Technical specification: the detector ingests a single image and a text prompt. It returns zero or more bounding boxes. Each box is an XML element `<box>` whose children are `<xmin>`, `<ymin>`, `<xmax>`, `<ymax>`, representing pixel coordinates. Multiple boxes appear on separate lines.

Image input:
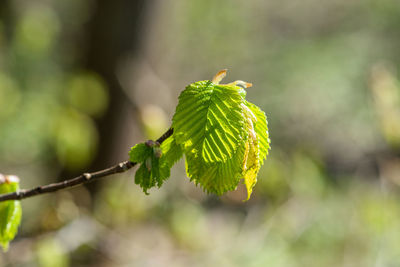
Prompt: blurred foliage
<box><xmin>1</xmin><ymin>0</ymin><xmax>400</xmax><ymax>266</ymax></box>
<box><xmin>66</xmin><ymin>72</ymin><xmax>108</xmax><ymax>118</ymax></box>
<box><xmin>36</xmin><ymin>237</ymin><xmax>69</xmax><ymax>267</ymax></box>
<box><xmin>370</xmin><ymin>64</ymin><xmax>400</xmax><ymax>148</ymax></box>
<box><xmin>0</xmin><ymin>1</ymin><xmax>107</xmax><ymax>171</ymax></box>
<box><xmin>140</xmin><ymin>104</ymin><xmax>169</xmax><ymax>140</ymax></box>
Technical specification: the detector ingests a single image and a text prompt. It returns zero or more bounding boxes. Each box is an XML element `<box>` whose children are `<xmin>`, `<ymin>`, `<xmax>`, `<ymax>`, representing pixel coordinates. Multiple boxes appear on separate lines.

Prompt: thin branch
<box><xmin>0</xmin><ymin>128</ymin><xmax>174</xmax><ymax>202</ymax></box>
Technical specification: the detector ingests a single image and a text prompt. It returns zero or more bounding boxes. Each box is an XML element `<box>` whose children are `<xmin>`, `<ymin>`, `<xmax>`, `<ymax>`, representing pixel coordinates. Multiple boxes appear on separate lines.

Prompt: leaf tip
<box><xmin>211</xmin><ymin>69</ymin><xmax>228</xmax><ymax>84</ymax></box>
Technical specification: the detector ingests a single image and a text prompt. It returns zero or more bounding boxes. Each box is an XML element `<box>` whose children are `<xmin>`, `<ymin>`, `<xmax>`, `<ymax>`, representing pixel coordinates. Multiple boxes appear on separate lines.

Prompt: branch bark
<box><xmin>0</xmin><ymin>128</ymin><xmax>173</xmax><ymax>202</ymax></box>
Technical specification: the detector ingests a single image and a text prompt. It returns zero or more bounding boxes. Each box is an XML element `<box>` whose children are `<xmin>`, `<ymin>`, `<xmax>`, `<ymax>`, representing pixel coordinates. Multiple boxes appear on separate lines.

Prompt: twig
<box><xmin>0</xmin><ymin>128</ymin><xmax>174</xmax><ymax>202</ymax></box>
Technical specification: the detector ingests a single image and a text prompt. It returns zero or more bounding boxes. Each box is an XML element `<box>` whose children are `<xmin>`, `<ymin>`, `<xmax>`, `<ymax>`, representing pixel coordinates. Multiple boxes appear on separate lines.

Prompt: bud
<box><xmin>145</xmin><ymin>140</ymin><xmax>155</xmax><ymax>147</ymax></box>
<box><xmin>211</xmin><ymin>69</ymin><xmax>227</xmax><ymax>84</ymax></box>
<box><xmin>0</xmin><ymin>174</ymin><xmax>19</xmax><ymax>184</ymax></box>
<box><xmin>145</xmin><ymin>157</ymin><xmax>152</xmax><ymax>171</ymax></box>
<box><xmin>154</xmin><ymin>147</ymin><xmax>162</xmax><ymax>158</ymax></box>
<box><xmin>5</xmin><ymin>175</ymin><xmax>20</xmax><ymax>184</ymax></box>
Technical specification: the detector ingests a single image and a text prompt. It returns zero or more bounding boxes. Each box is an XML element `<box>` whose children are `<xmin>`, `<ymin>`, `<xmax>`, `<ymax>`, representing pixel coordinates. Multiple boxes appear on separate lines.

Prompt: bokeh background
<box><xmin>1</xmin><ymin>0</ymin><xmax>400</xmax><ymax>266</ymax></box>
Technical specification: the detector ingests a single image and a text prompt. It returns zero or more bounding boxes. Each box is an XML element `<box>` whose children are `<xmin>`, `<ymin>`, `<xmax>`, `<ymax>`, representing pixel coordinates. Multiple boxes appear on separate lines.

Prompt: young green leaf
<box><xmin>0</xmin><ymin>175</ymin><xmax>22</xmax><ymax>251</ymax></box>
<box><xmin>244</xmin><ymin>101</ymin><xmax>270</xmax><ymax>165</ymax></box>
<box><xmin>241</xmin><ymin>116</ymin><xmax>261</xmax><ymax>199</ymax></box>
<box><xmin>135</xmin><ymin>163</ymin><xmax>152</xmax><ymax>194</ymax></box>
<box><xmin>172</xmin><ymin>81</ymin><xmax>246</xmax><ymax>163</ymax></box>
<box><xmin>134</xmin><ymin>138</ymin><xmax>184</xmax><ymax>194</ymax></box>
<box><xmin>171</xmin><ymin>70</ymin><xmax>271</xmax><ymax>200</ymax></box>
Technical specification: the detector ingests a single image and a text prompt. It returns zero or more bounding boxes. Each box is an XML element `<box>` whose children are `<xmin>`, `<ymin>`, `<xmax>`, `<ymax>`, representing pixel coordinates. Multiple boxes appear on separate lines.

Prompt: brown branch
<box><xmin>0</xmin><ymin>128</ymin><xmax>173</xmax><ymax>202</ymax></box>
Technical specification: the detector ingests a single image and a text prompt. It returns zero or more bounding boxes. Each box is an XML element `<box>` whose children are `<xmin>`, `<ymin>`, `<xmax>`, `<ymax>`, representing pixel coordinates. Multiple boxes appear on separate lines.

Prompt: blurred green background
<box><xmin>1</xmin><ymin>0</ymin><xmax>400</xmax><ymax>266</ymax></box>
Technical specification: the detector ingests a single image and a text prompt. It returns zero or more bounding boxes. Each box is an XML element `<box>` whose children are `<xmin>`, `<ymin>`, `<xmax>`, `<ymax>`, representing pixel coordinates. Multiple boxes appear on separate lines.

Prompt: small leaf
<box><xmin>150</xmin><ymin>147</ymin><xmax>174</xmax><ymax>188</ymax></box>
<box><xmin>135</xmin><ymin>164</ymin><xmax>152</xmax><ymax>194</ymax></box>
<box><xmin>133</xmin><ymin>137</ymin><xmax>184</xmax><ymax>193</ymax></box>
<box><xmin>129</xmin><ymin>143</ymin><xmax>152</xmax><ymax>163</ymax></box>
<box><xmin>241</xmin><ymin>130</ymin><xmax>260</xmax><ymax>200</ymax></box>
<box><xmin>0</xmin><ymin>175</ymin><xmax>22</xmax><ymax>251</ymax></box>
<box><xmin>245</xmin><ymin>101</ymin><xmax>270</xmax><ymax>165</ymax></box>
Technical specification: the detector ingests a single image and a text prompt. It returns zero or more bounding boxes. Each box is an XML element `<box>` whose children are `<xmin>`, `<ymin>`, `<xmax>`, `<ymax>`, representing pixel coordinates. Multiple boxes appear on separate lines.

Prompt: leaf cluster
<box><xmin>129</xmin><ymin>139</ymin><xmax>183</xmax><ymax>194</ymax></box>
<box><xmin>130</xmin><ymin>71</ymin><xmax>270</xmax><ymax>200</ymax></box>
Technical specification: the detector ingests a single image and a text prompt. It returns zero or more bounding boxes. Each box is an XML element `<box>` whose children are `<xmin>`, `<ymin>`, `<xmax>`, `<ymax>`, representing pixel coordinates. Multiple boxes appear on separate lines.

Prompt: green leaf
<box><xmin>172</xmin><ymin>81</ymin><xmax>246</xmax><ymax>163</ymax></box>
<box><xmin>241</xmin><ymin>125</ymin><xmax>260</xmax><ymax>201</ymax></box>
<box><xmin>150</xmin><ymin>154</ymin><xmax>160</xmax><ymax>185</ymax></box>
<box><xmin>135</xmin><ymin>163</ymin><xmax>152</xmax><ymax>194</ymax></box>
<box><xmin>0</xmin><ymin>176</ymin><xmax>22</xmax><ymax>251</ymax></box>
<box><xmin>245</xmin><ymin>101</ymin><xmax>271</xmax><ymax>165</ymax></box>
<box><xmin>239</xmin><ymin>100</ymin><xmax>271</xmax><ymax>200</ymax></box>
<box><xmin>134</xmin><ymin>138</ymin><xmax>183</xmax><ymax>194</ymax></box>
<box><xmin>129</xmin><ymin>143</ymin><xmax>152</xmax><ymax>163</ymax></box>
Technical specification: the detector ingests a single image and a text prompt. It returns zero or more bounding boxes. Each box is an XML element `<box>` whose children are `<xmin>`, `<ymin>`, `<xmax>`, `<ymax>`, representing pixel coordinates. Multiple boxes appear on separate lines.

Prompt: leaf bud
<box><xmin>145</xmin><ymin>140</ymin><xmax>155</xmax><ymax>147</ymax></box>
<box><xmin>145</xmin><ymin>157</ymin><xmax>152</xmax><ymax>171</ymax></box>
<box><xmin>154</xmin><ymin>147</ymin><xmax>162</xmax><ymax>158</ymax></box>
